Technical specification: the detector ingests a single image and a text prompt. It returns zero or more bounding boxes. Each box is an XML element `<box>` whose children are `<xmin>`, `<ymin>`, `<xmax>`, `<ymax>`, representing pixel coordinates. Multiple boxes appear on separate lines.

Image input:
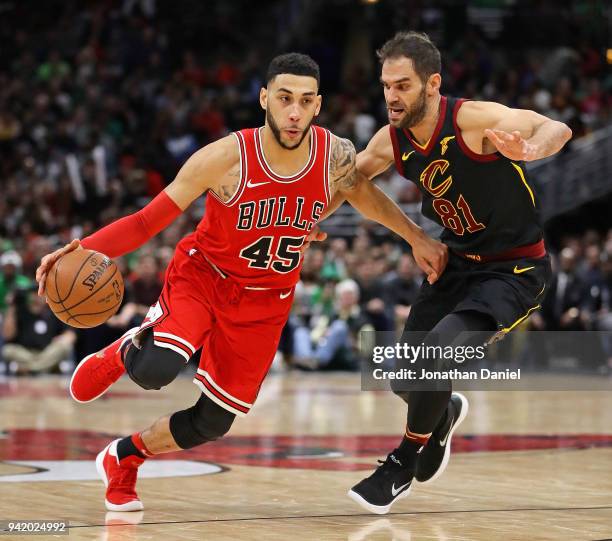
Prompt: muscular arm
<box><xmin>164</xmin><ymin>135</ymin><xmax>239</xmax><ymax>209</ymax></box>
<box><xmin>457</xmin><ymin>101</ymin><xmax>572</xmax><ymax>161</ymax></box>
<box><xmin>81</xmin><ymin>136</ymin><xmax>238</xmax><ymax>258</ymax></box>
<box><xmin>326</xmin><ymin>130</ymin><xmax>422</xmax><ymax>245</ymax></box>
<box><xmin>324</xmin><ymin>130</ymin><xmax>448</xmax><ymax>283</ymax></box>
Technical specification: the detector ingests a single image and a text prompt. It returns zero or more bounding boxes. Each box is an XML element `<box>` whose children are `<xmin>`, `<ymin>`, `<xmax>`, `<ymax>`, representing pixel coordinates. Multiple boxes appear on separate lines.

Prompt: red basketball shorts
<box><xmin>136</xmin><ymin>239</ymin><xmax>294</xmax><ymax>416</ymax></box>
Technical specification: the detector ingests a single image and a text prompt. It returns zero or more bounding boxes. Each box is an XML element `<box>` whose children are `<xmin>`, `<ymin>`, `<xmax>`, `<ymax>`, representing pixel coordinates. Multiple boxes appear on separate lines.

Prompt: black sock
<box><xmin>117</xmin><ymin>435</ymin><xmax>145</xmax><ymax>460</ymax></box>
<box><xmin>394</xmin><ymin>436</ymin><xmax>424</xmax><ymax>469</ymax></box>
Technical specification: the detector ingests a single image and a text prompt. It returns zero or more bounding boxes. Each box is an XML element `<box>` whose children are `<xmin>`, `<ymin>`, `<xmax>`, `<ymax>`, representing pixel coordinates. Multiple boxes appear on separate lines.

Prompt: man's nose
<box><xmin>386</xmin><ymin>88</ymin><xmax>398</xmax><ymax>104</ymax></box>
<box><xmin>288</xmin><ymin>105</ymin><xmax>301</xmax><ymax>121</ymax></box>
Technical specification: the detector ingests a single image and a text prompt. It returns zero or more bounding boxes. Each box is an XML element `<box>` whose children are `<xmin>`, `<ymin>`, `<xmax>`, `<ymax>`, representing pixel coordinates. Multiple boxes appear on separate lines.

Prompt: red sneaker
<box><xmin>70</xmin><ymin>328</ymin><xmax>138</xmax><ymax>403</ymax></box>
<box><xmin>96</xmin><ymin>439</ymin><xmax>145</xmax><ymax>511</ymax></box>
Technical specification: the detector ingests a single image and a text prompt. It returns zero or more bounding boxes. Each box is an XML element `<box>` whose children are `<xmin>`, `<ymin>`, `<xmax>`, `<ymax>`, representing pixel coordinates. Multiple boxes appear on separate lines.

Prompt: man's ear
<box><xmin>260</xmin><ymin>87</ymin><xmax>268</xmax><ymax>110</ymax></box>
<box><xmin>314</xmin><ymin>94</ymin><xmax>322</xmax><ymax>116</ymax></box>
<box><xmin>427</xmin><ymin>74</ymin><xmax>441</xmax><ymax>96</ymax></box>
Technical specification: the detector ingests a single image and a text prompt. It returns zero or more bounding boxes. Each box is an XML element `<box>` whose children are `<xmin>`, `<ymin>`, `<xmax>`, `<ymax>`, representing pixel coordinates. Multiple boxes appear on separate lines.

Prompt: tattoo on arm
<box><xmin>215</xmin><ymin>166</ymin><xmax>240</xmax><ymax>203</ymax></box>
<box><xmin>330</xmin><ymin>137</ymin><xmax>357</xmax><ymax>193</ymax></box>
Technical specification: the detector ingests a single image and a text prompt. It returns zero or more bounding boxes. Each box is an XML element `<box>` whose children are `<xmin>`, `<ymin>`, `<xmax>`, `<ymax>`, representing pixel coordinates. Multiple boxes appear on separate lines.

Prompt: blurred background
<box><xmin>0</xmin><ymin>0</ymin><xmax>610</xmax><ymax>376</ymax></box>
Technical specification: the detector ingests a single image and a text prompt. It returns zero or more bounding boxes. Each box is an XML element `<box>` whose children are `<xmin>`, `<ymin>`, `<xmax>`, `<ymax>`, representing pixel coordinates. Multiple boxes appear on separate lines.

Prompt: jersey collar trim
<box><xmin>402</xmin><ymin>95</ymin><xmax>447</xmax><ymax>156</ymax></box>
<box><xmin>254</xmin><ymin>126</ymin><xmax>317</xmax><ymax>183</ymax></box>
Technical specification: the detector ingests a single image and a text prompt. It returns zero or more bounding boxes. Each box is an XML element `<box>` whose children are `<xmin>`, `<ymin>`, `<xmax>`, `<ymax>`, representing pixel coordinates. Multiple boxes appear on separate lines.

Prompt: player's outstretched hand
<box><xmin>300</xmin><ymin>226</ymin><xmax>327</xmax><ymax>255</ymax></box>
<box><xmin>411</xmin><ymin>231</ymin><xmax>448</xmax><ymax>285</ymax></box>
<box><xmin>484</xmin><ymin>129</ymin><xmax>537</xmax><ymax>161</ymax></box>
<box><xmin>36</xmin><ymin>238</ymin><xmax>82</xmax><ymax>296</ymax></box>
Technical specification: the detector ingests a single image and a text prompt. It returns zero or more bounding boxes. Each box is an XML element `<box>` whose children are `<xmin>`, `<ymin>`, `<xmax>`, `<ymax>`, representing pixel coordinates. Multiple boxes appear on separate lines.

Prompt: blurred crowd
<box><xmin>1</xmin><ymin>225</ymin><xmax>611</xmax><ymax>375</ymax></box>
<box><xmin>0</xmin><ymin>1</ymin><xmax>610</xmax><ymax>374</ymax></box>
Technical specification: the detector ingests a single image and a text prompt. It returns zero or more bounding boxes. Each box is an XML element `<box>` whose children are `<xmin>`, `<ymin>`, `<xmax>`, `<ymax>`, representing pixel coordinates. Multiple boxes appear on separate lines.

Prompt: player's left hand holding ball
<box><xmin>484</xmin><ymin>129</ymin><xmax>538</xmax><ymax>161</ymax></box>
<box><xmin>36</xmin><ymin>238</ymin><xmax>82</xmax><ymax>296</ymax></box>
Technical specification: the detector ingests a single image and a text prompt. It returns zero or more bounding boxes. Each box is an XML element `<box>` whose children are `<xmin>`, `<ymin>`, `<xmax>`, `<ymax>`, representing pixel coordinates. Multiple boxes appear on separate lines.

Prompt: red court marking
<box><xmin>2</xmin><ymin>430</ymin><xmax>612</xmax><ymax>471</ymax></box>
<box><xmin>0</xmin><ymin>382</ymin><xmax>155</xmax><ymax>400</ymax></box>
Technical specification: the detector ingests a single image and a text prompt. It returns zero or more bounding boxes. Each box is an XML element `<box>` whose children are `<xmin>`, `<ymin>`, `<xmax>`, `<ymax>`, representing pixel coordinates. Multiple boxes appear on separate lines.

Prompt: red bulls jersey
<box><xmin>194</xmin><ymin>126</ymin><xmax>332</xmax><ymax>288</ymax></box>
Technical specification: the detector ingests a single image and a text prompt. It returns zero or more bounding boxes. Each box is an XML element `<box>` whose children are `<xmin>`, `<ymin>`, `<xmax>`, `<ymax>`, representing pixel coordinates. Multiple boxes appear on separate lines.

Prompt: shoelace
<box><xmin>371</xmin><ymin>453</ymin><xmax>402</xmax><ymax>478</ymax></box>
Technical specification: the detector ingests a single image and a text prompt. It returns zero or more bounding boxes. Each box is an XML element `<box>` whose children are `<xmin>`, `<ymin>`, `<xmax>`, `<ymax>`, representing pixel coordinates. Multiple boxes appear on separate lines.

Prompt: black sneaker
<box><xmin>347</xmin><ymin>451</ymin><xmax>413</xmax><ymax>514</ymax></box>
<box><xmin>415</xmin><ymin>392</ymin><xmax>469</xmax><ymax>484</ymax></box>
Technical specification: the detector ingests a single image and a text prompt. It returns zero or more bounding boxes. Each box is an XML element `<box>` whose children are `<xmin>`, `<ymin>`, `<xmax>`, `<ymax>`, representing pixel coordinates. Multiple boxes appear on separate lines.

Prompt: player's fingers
<box><xmin>37</xmin><ymin>274</ymin><xmax>46</xmax><ymax>297</ymax></box>
<box><xmin>524</xmin><ymin>142</ymin><xmax>537</xmax><ymax>160</ymax></box>
<box><xmin>492</xmin><ymin>129</ymin><xmax>514</xmax><ymax>141</ymax></box>
<box><xmin>36</xmin><ymin>256</ymin><xmax>53</xmax><ymax>281</ymax></box>
<box><xmin>416</xmin><ymin>257</ymin><xmax>437</xmax><ymax>283</ymax></box>
<box><xmin>441</xmin><ymin>249</ymin><xmax>449</xmax><ymax>271</ymax></box>
<box><xmin>306</xmin><ymin>228</ymin><xmax>327</xmax><ymax>243</ymax></box>
<box><xmin>484</xmin><ymin>129</ymin><xmax>505</xmax><ymax>147</ymax></box>
<box><xmin>60</xmin><ymin>238</ymin><xmax>81</xmax><ymax>255</ymax></box>
<box><xmin>434</xmin><ymin>252</ymin><xmax>448</xmax><ymax>274</ymax></box>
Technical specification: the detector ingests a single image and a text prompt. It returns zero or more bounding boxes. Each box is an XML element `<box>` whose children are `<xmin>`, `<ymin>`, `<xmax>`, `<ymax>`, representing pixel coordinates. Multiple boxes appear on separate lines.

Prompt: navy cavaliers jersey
<box><xmin>194</xmin><ymin>126</ymin><xmax>331</xmax><ymax>288</ymax></box>
<box><xmin>390</xmin><ymin>96</ymin><xmax>544</xmax><ymax>257</ymax></box>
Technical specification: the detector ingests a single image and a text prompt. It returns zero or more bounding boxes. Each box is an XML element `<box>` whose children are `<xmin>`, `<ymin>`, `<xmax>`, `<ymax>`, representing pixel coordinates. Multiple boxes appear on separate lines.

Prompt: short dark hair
<box><xmin>377</xmin><ymin>31</ymin><xmax>441</xmax><ymax>83</ymax></box>
<box><xmin>266</xmin><ymin>53</ymin><xmax>320</xmax><ymax>88</ymax></box>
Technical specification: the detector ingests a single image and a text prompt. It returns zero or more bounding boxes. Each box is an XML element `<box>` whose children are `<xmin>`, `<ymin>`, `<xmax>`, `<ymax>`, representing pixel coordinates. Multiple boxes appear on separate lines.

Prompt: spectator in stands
<box><xmin>382</xmin><ymin>253</ymin><xmax>421</xmax><ymax>331</ymax></box>
<box><xmin>107</xmin><ymin>254</ymin><xmax>163</xmax><ymax>331</ymax></box>
<box><xmin>292</xmin><ymin>279</ymin><xmax>373</xmax><ymax>370</ymax></box>
<box><xmin>0</xmin><ymin>251</ymin><xmax>31</xmax><ymax>312</ymax></box>
<box><xmin>2</xmin><ymin>285</ymin><xmax>75</xmax><ymax>374</ymax></box>
<box><xmin>354</xmin><ymin>257</ymin><xmax>391</xmax><ymax>331</ymax></box>
<box><xmin>581</xmin><ymin>244</ymin><xmax>607</xmax><ymax>327</ymax></box>
<box><xmin>595</xmin><ymin>244</ymin><xmax>612</xmax><ymax>371</ymax></box>
<box><xmin>540</xmin><ymin>247</ymin><xmax>589</xmax><ymax>331</ymax></box>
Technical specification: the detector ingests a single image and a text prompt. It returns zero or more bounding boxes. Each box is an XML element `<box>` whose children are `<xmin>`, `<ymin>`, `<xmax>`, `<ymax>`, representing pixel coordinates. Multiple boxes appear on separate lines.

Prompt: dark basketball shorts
<box><xmin>404</xmin><ymin>250</ymin><xmax>552</xmax><ymax>338</ymax></box>
<box><xmin>134</xmin><ymin>237</ymin><xmax>295</xmax><ymax>417</ymax></box>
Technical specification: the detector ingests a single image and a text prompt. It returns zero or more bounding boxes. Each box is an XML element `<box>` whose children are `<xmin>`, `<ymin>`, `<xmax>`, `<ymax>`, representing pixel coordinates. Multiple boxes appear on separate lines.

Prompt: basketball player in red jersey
<box><xmin>35</xmin><ymin>53</ymin><xmax>446</xmax><ymax>511</ymax></box>
<box><xmin>312</xmin><ymin>32</ymin><xmax>571</xmax><ymax>514</ymax></box>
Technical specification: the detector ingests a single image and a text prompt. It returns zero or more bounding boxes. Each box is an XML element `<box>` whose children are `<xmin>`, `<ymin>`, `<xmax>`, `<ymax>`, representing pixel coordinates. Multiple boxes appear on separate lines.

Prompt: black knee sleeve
<box><xmin>169</xmin><ymin>394</ymin><xmax>236</xmax><ymax>449</ymax></box>
<box><xmin>124</xmin><ymin>331</ymin><xmax>185</xmax><ymax>390</ymax></box>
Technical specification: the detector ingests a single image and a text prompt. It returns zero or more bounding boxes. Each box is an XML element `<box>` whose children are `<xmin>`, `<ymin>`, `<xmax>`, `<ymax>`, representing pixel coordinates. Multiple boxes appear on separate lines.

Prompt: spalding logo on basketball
<box><xmin>45</xmin><ymin>249</ymin><xmax>125</xmax><ymax>328</ymax></box>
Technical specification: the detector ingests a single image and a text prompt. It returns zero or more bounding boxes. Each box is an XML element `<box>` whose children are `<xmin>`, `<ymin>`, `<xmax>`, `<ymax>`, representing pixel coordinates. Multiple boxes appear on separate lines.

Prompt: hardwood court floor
<box><xmin>1</xmin><ymin>371</ymin><xmax>612</xmax><ymax>540</ymax></box>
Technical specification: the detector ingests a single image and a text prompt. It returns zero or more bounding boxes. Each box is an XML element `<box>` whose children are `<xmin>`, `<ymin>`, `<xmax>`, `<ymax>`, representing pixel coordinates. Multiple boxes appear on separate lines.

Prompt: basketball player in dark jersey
<box><xmin>333</xmin><ymin>32</ymin><xmax>572</xmax><ymax>514</ymax></box>
<box><xmin>35</xmin><ymin>53</ymin><xmax>446</xmax><ymax>512</ymax></box>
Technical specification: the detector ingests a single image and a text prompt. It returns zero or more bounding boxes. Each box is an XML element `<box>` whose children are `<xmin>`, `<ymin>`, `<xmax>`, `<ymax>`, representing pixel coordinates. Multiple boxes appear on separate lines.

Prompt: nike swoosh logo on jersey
<box><xmin>247</xmin><ymin>179</ymin><xmax>271</xmax><ymax>188</ymax></box>
<box><xmin>439</xmin><ymin>415</ymin><xmax>455</xmax><ymax>446</ymax></box>
<box><xmin>391</xmin><ymin>482</ymin><xmax>410</xmax><ymax>497</ymax></box>
<box><xmin>402</xmin><ymin>151</ymin><xmax>415</xmax><ymax>161</ymax></box>
<box><xmin>513</xmin><ymin>265</ymin><xmax>535</xmax><ymax>274</ymax></box>
<box><xmin>280</xmin><ymin>290</ymin><xmax>292</xmax><ymax>299</ymax></box>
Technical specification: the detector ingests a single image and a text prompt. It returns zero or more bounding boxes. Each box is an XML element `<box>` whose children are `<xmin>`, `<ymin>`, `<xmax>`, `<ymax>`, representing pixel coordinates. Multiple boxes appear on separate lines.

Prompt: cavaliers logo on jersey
<box><xmin>440</xmin><ymin>136</ymin><xmax>455</xmax><ymax>156</ymax></box>
<box><xmin>419</xmin><ymin>159</ymin><xmax>453</xmax><ymax>198</ymax></box>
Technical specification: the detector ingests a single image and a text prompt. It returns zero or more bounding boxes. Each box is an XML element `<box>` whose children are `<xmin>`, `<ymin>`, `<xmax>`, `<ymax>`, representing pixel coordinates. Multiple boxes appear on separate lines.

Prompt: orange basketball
<box><xmin>45</xmin><ymin>249</ymin><xmax>124</xmax><ymax>328</ymax></box>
